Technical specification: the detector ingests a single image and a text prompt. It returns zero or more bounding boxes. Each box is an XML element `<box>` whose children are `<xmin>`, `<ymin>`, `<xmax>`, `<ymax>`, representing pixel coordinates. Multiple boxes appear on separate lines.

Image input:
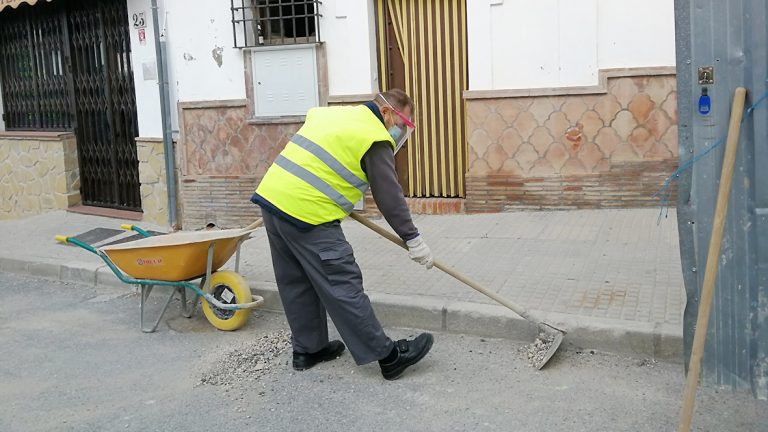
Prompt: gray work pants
<box><xmin>262</xmin><ymin>211</ymin><xmax>394</xmax><ymax>365</ymax></box>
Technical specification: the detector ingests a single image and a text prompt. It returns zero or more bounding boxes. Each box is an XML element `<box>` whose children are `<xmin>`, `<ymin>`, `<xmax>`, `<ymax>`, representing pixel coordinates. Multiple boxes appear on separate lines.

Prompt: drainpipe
<box><xmin>151</xmin><ymin>0</ymin><xmax>178</xmax><ymax>229</ymax></box>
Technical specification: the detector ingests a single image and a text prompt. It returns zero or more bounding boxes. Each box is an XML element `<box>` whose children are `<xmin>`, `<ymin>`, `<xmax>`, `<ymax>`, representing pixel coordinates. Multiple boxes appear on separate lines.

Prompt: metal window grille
<box><xmin>231</xmin><ymin>0</ymin><xmax>322</xmax><ymax>48</ymax></box>
<box><xmin>0</xmin><ymin>0</ymin><xmax>141</xmax><ymax>210</ymax></box>
<box><xmin>0</xmin><ymin>4</ymin><xmax>73</xmax><ymax>131</ymax></box>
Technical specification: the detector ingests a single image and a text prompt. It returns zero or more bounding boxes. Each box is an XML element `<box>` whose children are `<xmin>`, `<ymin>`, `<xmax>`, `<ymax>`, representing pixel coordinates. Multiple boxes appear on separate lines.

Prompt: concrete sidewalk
<box><xmin>0</xmin><ymin>208</ymin><xmax>685</xmax><ymax>361</ymax></box>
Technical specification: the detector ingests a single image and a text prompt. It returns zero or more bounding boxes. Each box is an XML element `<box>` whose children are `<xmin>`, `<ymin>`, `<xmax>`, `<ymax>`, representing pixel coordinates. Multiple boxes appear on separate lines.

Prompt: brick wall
<box><xmin>177</xmin><ymin>100</ymin><xmax>300</xmax><ymax>229</ymax></box>
<box><xmin>466</xmin><ymin>159</ymin><xmax>677</xmax><ymax>212</ymax></box>
<box><xmin>176</xmin><ymin>73</ymin><xmax>679</xmax><ymax>223</ymax></box>
<box><xmin>465</xmin><ymin>70</ymin><xmax>678</xmax><ymax>212</ymax></box>
<box><xmin>179</xmin><ymin>176</ymin><xmax>263</xmax><ymax>229</ymax></box>
<box><xmin>362</xmin><ymin>192</ymin><xmax>465</xmax><ymax>217</ymax></box>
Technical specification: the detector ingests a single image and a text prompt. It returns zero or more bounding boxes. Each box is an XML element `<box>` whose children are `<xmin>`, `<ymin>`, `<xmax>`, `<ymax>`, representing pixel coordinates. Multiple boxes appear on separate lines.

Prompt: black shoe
<box><xmin>379</xmin><ymin>333</ymin><xmax>434</xmax><ymax>380</ymax></box>
<box><xmin>292</xmin><ymin>340</ymin><xmax>346</xmax><ymax>371</ymax></box>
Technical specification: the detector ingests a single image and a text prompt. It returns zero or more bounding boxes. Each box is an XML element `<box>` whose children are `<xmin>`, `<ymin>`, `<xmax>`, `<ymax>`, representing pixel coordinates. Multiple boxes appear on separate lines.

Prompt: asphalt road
<box><xmin>0</xmin><ymin>272</ymin><xmax>765</xmax><ymax>432</ymax></box>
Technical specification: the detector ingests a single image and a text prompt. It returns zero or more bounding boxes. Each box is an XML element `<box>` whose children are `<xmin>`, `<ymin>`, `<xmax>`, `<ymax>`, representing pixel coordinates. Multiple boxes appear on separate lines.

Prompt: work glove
<box><xmin>406</xmin><ymin>235</ymin><xmax>434</xmax><ymax>269</ymax></box>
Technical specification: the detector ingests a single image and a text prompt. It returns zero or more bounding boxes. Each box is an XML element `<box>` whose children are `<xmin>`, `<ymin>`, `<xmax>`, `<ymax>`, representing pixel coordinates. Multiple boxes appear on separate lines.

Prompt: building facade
<box><xmin>0</xmin><ymin>0</ymin><xmax>677</xmax><ymax>228</ymax></box>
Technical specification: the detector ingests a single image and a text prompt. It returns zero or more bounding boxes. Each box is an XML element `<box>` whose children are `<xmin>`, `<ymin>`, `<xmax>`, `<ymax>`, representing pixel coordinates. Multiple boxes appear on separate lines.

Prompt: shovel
<box><xmin>349</xmin><ymin>212</ymin><xmax>565</xmax><ymax>369</ymax></box>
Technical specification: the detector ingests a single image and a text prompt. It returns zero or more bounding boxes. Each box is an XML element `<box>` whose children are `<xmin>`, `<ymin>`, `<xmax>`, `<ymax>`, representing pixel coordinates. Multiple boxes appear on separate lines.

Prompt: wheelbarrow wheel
<box><xmin>201</xmin><ymin>271</ymin><xmax>252</xmax><ymax>331</ymax></box>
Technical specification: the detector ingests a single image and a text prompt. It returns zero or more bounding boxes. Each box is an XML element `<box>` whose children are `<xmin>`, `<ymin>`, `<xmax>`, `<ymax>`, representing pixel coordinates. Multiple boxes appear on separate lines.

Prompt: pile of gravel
<box><xmin>637</xmin><ymin>358</ymin><xmax>658</xmax><ymax>368</ymax></box>
<box><xmin>522</xmin><ymin>334</ymin><xmax>555</xmax><ymax>367</ymax></box>
<box><xmin>199</xmin><ymin>330</ymin><xmax>292</xmax><ymax>387</ymax></box>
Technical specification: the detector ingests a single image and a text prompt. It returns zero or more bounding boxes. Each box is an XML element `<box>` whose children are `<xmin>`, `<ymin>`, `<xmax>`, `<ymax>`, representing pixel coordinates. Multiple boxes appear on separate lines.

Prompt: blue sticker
<box><xmin>699</xmin><ymin>88</ymin><xmax>711</xmax><ymax>115</ymax></box>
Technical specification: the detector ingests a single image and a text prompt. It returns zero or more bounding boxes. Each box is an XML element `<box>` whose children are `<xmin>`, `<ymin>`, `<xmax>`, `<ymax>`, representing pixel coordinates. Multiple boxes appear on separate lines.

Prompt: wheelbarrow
<box><xmin>55</xmin><ymin>220</ymin><xmax>265</xmax><ymax>333</ymax></box>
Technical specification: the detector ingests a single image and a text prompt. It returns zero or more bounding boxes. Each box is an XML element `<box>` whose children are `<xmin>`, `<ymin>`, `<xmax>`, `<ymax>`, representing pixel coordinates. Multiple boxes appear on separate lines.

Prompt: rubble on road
<box><xmin>199</xmin><ymin>330</ymin><xmax>291</xmax><ymax>387</ymax></box>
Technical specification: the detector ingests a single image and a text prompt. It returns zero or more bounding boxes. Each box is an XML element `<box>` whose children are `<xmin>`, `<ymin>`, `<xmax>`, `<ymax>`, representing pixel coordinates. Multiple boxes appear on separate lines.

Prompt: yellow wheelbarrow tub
<box><xmin>55</xmin><ymin>221</ymin><xmax>265</xmax><ymax>333</ymax></box>
<box><xmin>100</xmin><ymin>228</ymin><xmax>258</xmax><ymax>282</ymax></box>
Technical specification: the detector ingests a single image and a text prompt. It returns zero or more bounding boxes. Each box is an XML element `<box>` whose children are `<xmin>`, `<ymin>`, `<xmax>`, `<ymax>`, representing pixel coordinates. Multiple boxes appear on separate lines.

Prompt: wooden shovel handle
<box><xmin>678</xmin><ymin>87</ymin><xmax>747</xmax><ymax>432</ymax></box>
<box><xmin>348</xmin><ymin>212</ymin><xmax>534</xmax><ymax>322</ymax></box>
<box><xmin>242</xmin><ymin>218</ymin><xmax>264</xmax><ymax>231</ymax></box>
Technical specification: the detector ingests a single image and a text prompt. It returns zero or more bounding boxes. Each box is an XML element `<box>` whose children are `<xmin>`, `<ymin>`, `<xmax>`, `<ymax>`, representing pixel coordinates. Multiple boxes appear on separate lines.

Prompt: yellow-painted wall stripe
<box><xmin>376</xmin><ymin>0</ymin><xmax>387</xmax><ymax>91</ymax></box>
<box><xmin>423</xmin><ymin>0</ymin><xmax>432</xmax><ymax>195</ymax></box>
<box><xmin>435</xmin><ymin>0</ymin><xmax>447</xmax><ymax>195</ymax></box>
<box><xmin>445</xmin><ymin>0</ymin><xmax>456</xmax><ymax>195</ymax></box>
<box><xmin>459</xmin><ymin>0</ymin><xmax>467</xmax><ymax>197</ymax></box>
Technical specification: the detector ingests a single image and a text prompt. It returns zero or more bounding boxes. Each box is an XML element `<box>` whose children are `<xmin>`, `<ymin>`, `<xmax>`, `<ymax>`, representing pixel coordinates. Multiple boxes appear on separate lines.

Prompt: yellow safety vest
<box><xmin>255</xmin><ymin>105</ymin><xmax>396</xmax><ymax>225</ymax></box>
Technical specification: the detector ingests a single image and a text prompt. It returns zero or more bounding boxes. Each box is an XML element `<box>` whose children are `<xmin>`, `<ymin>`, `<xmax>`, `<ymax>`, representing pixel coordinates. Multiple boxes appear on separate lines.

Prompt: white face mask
<box><xmin>389</xmin><ymin>126</ymin><xmax>403</xmax><ymax>141</ymax></box>
<box><xmin>389</xmin><ymin>123</ymin><xmax>412</xmax><ymax>154</ymax></box>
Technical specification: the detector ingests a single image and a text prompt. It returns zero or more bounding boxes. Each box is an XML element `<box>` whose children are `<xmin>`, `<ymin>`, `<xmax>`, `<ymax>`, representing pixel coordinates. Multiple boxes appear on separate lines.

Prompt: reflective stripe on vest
<box><xmin>290</xmin><ymin>133</ymin><xmax>368</xmax><ymax>195</ymax></box>
<box><xmin>274</xmin><ymin>154</ymin><xmax>355</xmax><ymax>213</ymax></box>
<box><xmin>254</xmin><ymin>105</ymin><xmax>395</xmax><ymax>225</ymax></box>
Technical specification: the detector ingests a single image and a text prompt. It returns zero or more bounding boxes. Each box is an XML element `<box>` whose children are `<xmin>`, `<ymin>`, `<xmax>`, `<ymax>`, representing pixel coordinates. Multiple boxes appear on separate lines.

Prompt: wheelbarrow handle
<box><xmin>54</xmin><ymin>235</ymin><xmax>98</xmax><ymax>254</ymax></box>
<box><xmin>121</xmin><ymin>224</ymin><xmax>152</xmax><ymax>238</ymax></box>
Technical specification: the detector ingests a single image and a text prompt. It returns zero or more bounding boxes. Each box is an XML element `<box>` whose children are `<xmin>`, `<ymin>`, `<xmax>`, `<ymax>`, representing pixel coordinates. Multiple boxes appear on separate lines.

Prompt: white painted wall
<box><xmin>127</xmin><ymin>0</ymin><xmax>378</xmax><ymax>137</ymax></box>
<box><xmin>127</xmin><ymin>0</ymin><xmax>163</xmax><ymax>138</ymax></box>
<box><xmin>468</xmin><ymin>0</ymin><xmax>676</xmax><ymax>91</ymax></box>
<box><xmin>163</xmin><ymin>0</ymin><xmax>246</xmax><ymax>104</ymax></box>
<box><xmin>1</xmin><ymin>0</ymin><xmax>675</xmax><ymax>135</ymax></box>
<box><xmin>127</xmin><ymin>0</ymin><xmax>247</xmax><ymax>136</ymax></box>
<box><xmin>319</xmin><ymin>0</ymin><xmax>380</xmax><ymax>96</ymax></box>
<box><xmin>597</xmin><ymin>0</ymin><xmax>676</xmax><ymax>70</ymax></box>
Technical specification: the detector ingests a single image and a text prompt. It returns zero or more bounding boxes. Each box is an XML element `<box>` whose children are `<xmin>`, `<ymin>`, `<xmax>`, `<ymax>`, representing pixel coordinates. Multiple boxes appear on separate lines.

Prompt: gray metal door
<box><xmin>675</xmin><ymin>0</ymin><xmax>768</xmax><ymax>400</ymax></box>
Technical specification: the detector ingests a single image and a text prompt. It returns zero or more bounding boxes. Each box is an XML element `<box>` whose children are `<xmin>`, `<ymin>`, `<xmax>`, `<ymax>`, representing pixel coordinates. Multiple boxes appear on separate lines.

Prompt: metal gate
<box><xmin>68</xmin><ymin>0</ymin><xmax>141</xmax><ymax>210</ymax></box>
<box><xmin>675</xmin><ymin>0</ymin><xmax>768</xmax><ymax>399</ymax></box>
<box><xmin>0</xmin><ymin>0</ymin><xmax>141</xmax><ymax>211</ymax></box>
<box><xmin>0</xmin><ymin>3</ymin><xmax>73</xmax><ymax>130</ymax></box>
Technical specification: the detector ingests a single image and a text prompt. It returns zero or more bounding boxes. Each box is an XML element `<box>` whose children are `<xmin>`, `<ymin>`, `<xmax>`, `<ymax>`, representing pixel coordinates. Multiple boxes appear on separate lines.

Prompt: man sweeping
<box><xmin>251</xmin><ymin>89</ymin><xmax>434</xmax><ymax>380</ymax></box>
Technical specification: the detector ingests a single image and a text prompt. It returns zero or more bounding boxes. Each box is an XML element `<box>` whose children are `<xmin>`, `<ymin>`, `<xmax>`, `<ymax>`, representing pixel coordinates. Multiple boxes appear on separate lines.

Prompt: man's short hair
<box><xmin>377</xmin><ymin>88</ymin><xmax>414</xmax><ymax>112</ymax></box>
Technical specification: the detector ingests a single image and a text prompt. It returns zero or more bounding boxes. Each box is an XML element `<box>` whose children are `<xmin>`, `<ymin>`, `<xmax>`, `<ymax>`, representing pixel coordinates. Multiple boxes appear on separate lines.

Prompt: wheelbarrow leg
<box><xmin>187</xmin><ymin>243</ymin><xmax>219</xmax><ymax>318</ymax></box>
<box><xmin>180</xmin><ymin>282</ymin><xmax>200</xmax><ymax>319</ymax></box>
<box><xmin>140</xmin><ymin>284</ymin><xmax>177</xmax><ymax>333</ymax></box>
<box><xmin>204</xmin><ymin>242</ymin><xmax>215</xmax><ymax>291</ymax></box>
<box><xmin>235</xmin><ymin>237</ymin><xmax>246</xmax><ymax>273</ymax></box>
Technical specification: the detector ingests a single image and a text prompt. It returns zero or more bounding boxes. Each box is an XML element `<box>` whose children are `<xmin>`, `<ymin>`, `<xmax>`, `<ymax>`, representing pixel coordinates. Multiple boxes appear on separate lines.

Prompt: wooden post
<box><xmin>677</xmin><ymin>87</ymin><xmax>747</xmax><ymax>432</ymax></box>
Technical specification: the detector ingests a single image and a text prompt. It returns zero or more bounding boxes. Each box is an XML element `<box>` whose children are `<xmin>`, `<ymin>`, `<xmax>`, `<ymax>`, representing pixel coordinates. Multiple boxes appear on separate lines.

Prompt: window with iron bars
<box><xmin>231</xmin><ymin>0</ymin><xmax>322</xmax><ymax>48</ymax></box>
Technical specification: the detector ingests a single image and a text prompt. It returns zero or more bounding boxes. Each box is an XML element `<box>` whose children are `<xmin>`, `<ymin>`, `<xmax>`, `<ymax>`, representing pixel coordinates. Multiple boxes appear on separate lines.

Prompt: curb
<box><xmin>237</xmin><ymin>280</ymin><xmax>682</xmax><ymax>363</ymax></box>
<box><xmin>1</xmin><ymin>256</ymin><xmax>683</xmax><ymax>363</ymax></box>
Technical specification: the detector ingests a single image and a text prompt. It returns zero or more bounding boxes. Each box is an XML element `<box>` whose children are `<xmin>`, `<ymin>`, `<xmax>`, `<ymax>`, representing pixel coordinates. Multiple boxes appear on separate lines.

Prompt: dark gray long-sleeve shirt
<box><xmin>361</xmin><ymin>142</ymin><xmax>419</xmax><ymax>241</ymax></box>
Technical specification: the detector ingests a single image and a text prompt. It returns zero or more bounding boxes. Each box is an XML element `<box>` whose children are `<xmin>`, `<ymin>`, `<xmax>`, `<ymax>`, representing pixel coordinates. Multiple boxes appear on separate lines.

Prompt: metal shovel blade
<box><xmin>531</xmin><ymin>325</ymin><xmax>565</xmax><ymax>370</ymax></box>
